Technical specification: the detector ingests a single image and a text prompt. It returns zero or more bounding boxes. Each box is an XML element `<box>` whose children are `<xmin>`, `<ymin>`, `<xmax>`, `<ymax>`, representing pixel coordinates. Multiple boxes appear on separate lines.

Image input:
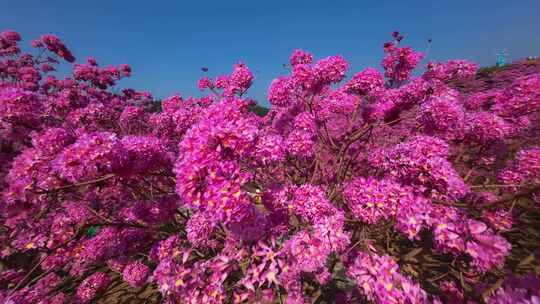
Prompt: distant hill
<box><xmin>448</xmin><ymin>57</ymin><xmax>540</xmax><ymax>151</ymax></box>
<box><xmin>449</xmin><ymin>57</ymin><xmax>540</xmax><ymax>93</ymax></box>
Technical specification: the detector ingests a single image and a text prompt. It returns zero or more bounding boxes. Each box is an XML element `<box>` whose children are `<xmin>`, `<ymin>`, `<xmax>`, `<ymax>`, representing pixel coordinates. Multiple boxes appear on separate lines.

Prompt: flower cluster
<box><xmin>492</xmin><ymin>73</ymin><xmax>540</xmax><ymax>118</ymax></box>
<box><xmin>122</xmin><ymin>261</ymin><xmax>150</xmax><ymax>288</ymax></box>
<box><xmin>345</xmin><ymin>67</ymin><xmax>385</xmax><ymax>95</ymax></box>
<box><xmin>424</xmin><ymin>60</ymin><xmax>478</xmax><ymax>82</ymax></box>
<box><xmin>486</xmin><ymin>273</ymin><xmax>540</xmax><ymax>303</ymax></box>
<box><xmin>197</xmin><ymin>62</ymin><xmax>253</xmax><ymax>97</ymax></box>
<box><xmin>418</xmin><ymin>90</ymin><xmax>465</xmax><ymax>136</ymax></box>
<box><xmin>465</xmin><ymin>111</ymin><xmax>510</xmax><ymax>144</ymax></box>
<box><xmin>53</xmin><ymin>132</ymin><xmax>122</xmax><ymax>182</ymax></box>
<box><xmin>73</xmin><ymin>59</ymin><xmax>131</xmax><ymax>89</ymax></box>
<box><xmin>343</xmin><ymin>177</ymin><xmax>401</xmax><ymax>224</ymax></box>
<box><xmin>75</xmin><ymin>272</ymin><xmax>110</xmax><ymax>303</ymax></box>
<box><xmin>346</xmin><ymin>251</ymin><xmax>430</xmax><ymax>303</ymax></box>
<box><xmin>381</xmin><ymin>32</ymin><xmax>424</xmax><ymax>85</ymax></box>
<box><xmin>499</xmin><ymin>146</ymin><xmax>540</xmax><ymax>193</ymax></box>
<box><xmin>32</xmin><ymin>34</ymin><xmax>76</xmax><ymax>62</ymax></box>
<box><xmin>0</xmin><ymin>29</ymin><xmax>21</xmax><ymax>56</ymax></box>
<box><xmin>369</xmin><ymin>135</ymin><xmax>469</xmax><ymax>201</ymax></box>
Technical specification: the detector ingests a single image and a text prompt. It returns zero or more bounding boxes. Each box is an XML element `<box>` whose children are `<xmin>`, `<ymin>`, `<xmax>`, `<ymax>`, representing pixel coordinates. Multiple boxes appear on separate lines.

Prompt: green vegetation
<box><xmin>477</xmin><ymin>65</ymin><xmax>508</xmax><ymax>77</ymax></box>
<box><xmin>249</xmin><ymin>103</ymin><xmax>270</xmax><ymax>117</ymax></box>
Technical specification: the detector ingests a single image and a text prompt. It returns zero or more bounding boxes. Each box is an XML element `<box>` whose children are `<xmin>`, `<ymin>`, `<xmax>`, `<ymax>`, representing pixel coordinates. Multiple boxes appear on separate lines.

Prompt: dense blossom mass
<box><xmin>0</xmin><ymin>29</ymin><xmax>539</xmax><ymax>303</ymax></box>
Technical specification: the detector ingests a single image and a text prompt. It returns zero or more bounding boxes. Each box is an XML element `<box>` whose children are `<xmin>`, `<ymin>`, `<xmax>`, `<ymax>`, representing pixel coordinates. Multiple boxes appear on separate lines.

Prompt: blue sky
<box><xmin>2</xmin><ymin>1</ymin><xmax>540</xmax><ymax>105</ymax></box>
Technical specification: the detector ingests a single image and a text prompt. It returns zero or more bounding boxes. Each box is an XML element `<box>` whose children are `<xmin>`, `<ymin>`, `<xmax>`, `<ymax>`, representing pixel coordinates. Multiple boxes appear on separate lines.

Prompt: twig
<box><xmin>463</xmin><ymin>168</ymin><xmax>474</xmax><ymax>182</ymax></box>
<box><xmin>7</xmin><ymin>255</ymin><xmax>47</xmax><ymax>298</ymax></box>
<box><xmin>345</xmin><ymin>239</ymin><xmax>363</xmax><ymax>255</ymax></box>
<box><xmin>35</xmin><ymin>174</ymin><xmax>116</xmax><ymax>194</ymax></box>
<box><xmin>470</xmin><ymin>184</ymin><xmax>525</xmax><ymax>189</ymax></box>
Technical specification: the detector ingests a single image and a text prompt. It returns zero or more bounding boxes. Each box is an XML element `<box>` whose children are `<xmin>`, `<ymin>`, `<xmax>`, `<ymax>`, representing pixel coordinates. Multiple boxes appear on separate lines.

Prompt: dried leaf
<box><xmin>404</xmin><ymin>248</ymin><xmax>423</xmax><ymax>261</ymax></box>
<box><xmin>481</xmin><ymin>278</ymin><xmax>504</xmax><ymax>300</ymax></box>
<box><xmin>403</xmin><ymin>264</ymin><xmax>419</xmax><ymax>277</ymax></box>
<box><xmin>517</xmin><ymin>253</ymin><xmax>535</xmax><ymax>267</ymax></box>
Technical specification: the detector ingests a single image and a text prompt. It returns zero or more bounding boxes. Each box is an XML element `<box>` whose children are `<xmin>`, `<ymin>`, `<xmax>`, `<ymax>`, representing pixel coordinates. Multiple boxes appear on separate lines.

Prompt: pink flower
<box><xmin>35</xmin><ymin>34</ymin><xmax>75</xmax><ymax>62</ymax></box>
<box><xmin>75</xmin><ymin>272</ymin><xmax>110</xmax><ymax>303</ymax></box>
<box><xmin>289</xmin><ymin>49</ymin><xmax>313</xmax><ymax>66</ymax></box>
<box><xmin>122</xmin><ymin>261</ymin><xmax>150</xmax><ymax>288</ymax></box>
<box><xmin>382</xmin><ymin>45</ymin><xmax>423</xmax><ymax>84</ymax></box>
<box><xmin>1</xmin><ymin>30</ymin><xmax>21</xmax><ymax>42</ymax></box>
<box><xmin>197</xmin><ymin>76</ymin><xmax>214</xmax><ymax>91</ymax></box>
<box><xmin>345</xmin><ymin>67</ymin><xmax>384</xmax><ymax>95</ymax></box>
<box><xmin>268</xmin><ymin>76</ymin><xmax>294</xmax><ymax>107</ymax></box>
<box><xmin>313</xmin><ymin>55</ymin><xmax>349</xmax><ymax>84</ymax></box>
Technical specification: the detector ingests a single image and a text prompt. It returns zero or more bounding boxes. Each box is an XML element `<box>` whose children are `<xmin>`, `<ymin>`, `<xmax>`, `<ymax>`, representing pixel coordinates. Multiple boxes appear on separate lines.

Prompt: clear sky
<box><xmin>2</xmin><ymin>1</ymin><xmax>540</xmax><ymax>105</ymax></box>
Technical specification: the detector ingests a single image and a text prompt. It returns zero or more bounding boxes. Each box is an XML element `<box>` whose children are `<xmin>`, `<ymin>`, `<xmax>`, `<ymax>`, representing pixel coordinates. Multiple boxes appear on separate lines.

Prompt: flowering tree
<box><xmin>1</xmin><ymin>29</ymin><xmax>539</xmax><ymax>303</ymax></box>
